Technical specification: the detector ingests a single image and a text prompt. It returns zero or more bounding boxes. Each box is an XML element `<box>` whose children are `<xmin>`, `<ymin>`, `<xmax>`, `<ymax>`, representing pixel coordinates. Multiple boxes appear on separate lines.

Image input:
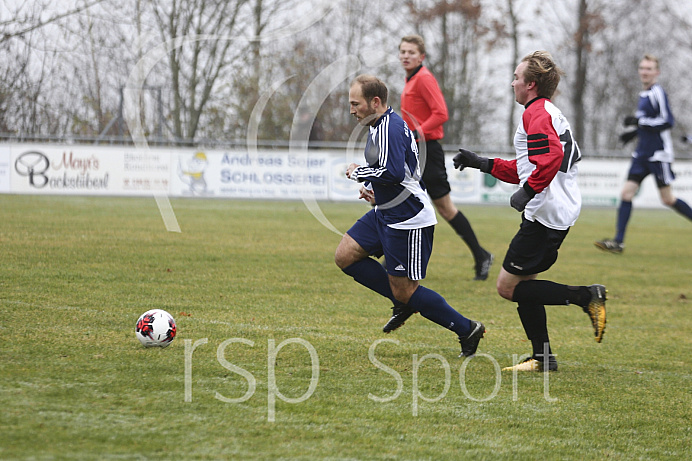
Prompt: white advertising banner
<box><xmin>448</xmin><ymin>166</ymin><xmax>483</xmax><ymax>203</ymax></box>
<box><xmin>574</xmin><ymin>158</ymin><xmax>692</xmax><ymax>209</ymax></box>
<box><xmin>120</xmin><ymin>147</ymin><xmax>172</xmax><ymax>193</ymax></box>
<box><xmin>2</xmin><ymin>143</ymin><xmax>692</xmax><ymax>209</ymax></box>
<box><xmin>0</xmin><ymin>145</ymin><xmax>10</xmax><ymax>193</ymax></box>
<box><xmin>169</xmin><ymin>148</ymin><xmax>332</xmax><ymax>200</ymax></box>
<box><xmin>328</xmin><ymin>153</ymin><xmax>366</xmax><ymax>202</ymax></box>
<box><xmin>8</xmin><ymin>144</ymin><xmax>170</xmax><ymax>195</ymax></box>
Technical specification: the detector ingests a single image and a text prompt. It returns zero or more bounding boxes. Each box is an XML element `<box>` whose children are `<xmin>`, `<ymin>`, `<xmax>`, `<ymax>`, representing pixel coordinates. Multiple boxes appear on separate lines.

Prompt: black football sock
<box><xmin>516</xmin><ymin>302</ymin><xmax>552</xmax><ymax>358</ymax></box>
<box><xmin>448</xmin><ymin>211</ymin><xmax>486</xmax><ymax>263</ymax></box>
<box><xmin>513</xmin><ymin>280</ymin><xmax>591</xmax><ymax>308</ymax></box>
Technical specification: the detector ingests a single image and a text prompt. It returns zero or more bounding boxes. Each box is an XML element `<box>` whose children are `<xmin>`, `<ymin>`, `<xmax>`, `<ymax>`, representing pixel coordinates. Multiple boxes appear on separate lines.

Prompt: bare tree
<box><xmin>550</xmin><ymin>0</ymin><xmax>686</xmax><ymax>152</ymax></box>
<box><xmin>569</xmin><ymin>0</ymin><xmax>607</xmax><ymax>146</ymax></box>
<box><xmin>505</xmin><ymin>0</ymin><xmax>520</xmax><ymax>146</ymax></box>
<box><xmin>0</xmin><ymin>0</ymin><xmax>106</xmax><ymax>44</ymax></box>
<box><xmin>1</xmin><ymin>0</ymin><xmax>689</xmax><ymax>154</ymax></box>
<box><xmin>227</xmin><ymin>0</ymin><xmax>315</xmax><ymax>141</ymax></box>
<box><xmin>0</xmin><ymin>1</ymin><xmax>106</xmax><ymax>135</ymax></box>
<box><xmin>149</xmin><ymin>0</ymin><xmax>250</xmax><ymax>141</ymax></box>
<box><xmin>659</xmin><ymin>0</ymin><xmax>692</xmax><ymax>142</ymax></box>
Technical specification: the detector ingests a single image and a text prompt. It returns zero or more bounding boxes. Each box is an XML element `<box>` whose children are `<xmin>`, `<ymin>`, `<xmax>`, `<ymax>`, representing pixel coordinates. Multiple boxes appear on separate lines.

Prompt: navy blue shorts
<box><xmin>419</xmin><ymin>140</ymin><xmax>451</xmax><ymax>200</ymax></box>
<box><xmin>627</xmin><ymin>156</ymin><xmax>675</xmax><ymax>188</ymax></box>
<box><xmin>502</xmin><ymin>215</ymin><xmax>569</xmax><ymax>276</ymax></box>
<box><xmin>347</xmin><ymin>209</ymin><xmax>434</xmax><ymax>280</ymax></box>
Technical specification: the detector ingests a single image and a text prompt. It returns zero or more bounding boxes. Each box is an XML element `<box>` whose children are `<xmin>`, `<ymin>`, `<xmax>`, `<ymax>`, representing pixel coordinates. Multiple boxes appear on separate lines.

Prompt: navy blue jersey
<box><xmin>634</xmin><ymin>83</ymin><xmax>674</xmax><ymax>163</ymax></box>
<box><xmin>350</xmin><ymin>107</ymin><xmax>436</xmax><ymax>229</ymax></box>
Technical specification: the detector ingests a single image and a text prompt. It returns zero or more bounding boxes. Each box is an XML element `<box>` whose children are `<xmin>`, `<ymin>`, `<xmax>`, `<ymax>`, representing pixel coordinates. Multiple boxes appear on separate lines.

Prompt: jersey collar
<box><xmin>406</xmin><ymin>65</ymin><xmax>424</xmax><ymax>82</ymax></box>
<box><xmin>525</xmin><ymin>96</ymin><xmax>548</xmax><ymax>109</ymax></box>
<box><xmin>371</xmin><ymin>107</ymin><xmax>393</xmax><ymax>129</ymax></box>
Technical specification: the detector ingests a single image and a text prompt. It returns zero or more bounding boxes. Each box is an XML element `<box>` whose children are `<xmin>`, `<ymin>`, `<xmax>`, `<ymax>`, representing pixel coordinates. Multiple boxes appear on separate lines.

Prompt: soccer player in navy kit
<box><xmin>453</xmin><ymin>52</ymin><xmax>606</xmax><ymax>371</ymax></box>
<box><xmin>595</xmin><ymin>54</ymin><xmax>692</xmax><ymax>254</ymax></box>
<box><xmin>335</xmin><ymin>74</ymin><xmax>485</xmax><ymax>357</ymax></box>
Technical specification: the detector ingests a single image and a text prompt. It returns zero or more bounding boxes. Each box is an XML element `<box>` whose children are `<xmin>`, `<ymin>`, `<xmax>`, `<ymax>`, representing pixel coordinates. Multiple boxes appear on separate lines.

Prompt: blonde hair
<box><xmin>521</xmin><ymin>51</ymin><xmax>565</xmax><ymax>99</ymax></box>
<box><xmin>641</xmin><ymin>54</ymin><xmax>659</xmax><ymax>70</ymax></box>
<box><xmin>400</xmin><ymin>34</ymin><xmax>426</xmax><ymax>55</ymax></box>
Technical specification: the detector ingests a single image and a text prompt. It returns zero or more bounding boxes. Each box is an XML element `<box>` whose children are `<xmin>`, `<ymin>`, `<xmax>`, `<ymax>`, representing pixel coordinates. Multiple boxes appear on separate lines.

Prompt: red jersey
<box><xmin>400</xmin><ymin>66</ymin><xmax>448</xmax><ymax>141</ymax></box>
<box><xmin>491</xmin><ymin>97</ymin><xmax>582</xmax><ymax>230</ymax></box>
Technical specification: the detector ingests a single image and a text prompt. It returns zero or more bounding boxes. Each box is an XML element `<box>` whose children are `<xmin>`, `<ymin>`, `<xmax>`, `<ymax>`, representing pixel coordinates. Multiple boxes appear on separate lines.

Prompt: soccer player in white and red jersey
<box><xmin>399</xmin><ymin>35</ymin><xmax>493</xmax><ymax>282</ymax></box>
<box><xmin>453</xmin><ymin>51</ymin><xmax>607</xmax><ymax>372</ymax></box>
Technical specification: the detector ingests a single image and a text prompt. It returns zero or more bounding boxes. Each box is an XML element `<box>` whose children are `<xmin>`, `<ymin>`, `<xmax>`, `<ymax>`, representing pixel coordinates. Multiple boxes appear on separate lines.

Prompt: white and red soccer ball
<box><xmin>135</xmin><ymin>309</ymin><xmax>177</xmax><ymax>347</ymax></box>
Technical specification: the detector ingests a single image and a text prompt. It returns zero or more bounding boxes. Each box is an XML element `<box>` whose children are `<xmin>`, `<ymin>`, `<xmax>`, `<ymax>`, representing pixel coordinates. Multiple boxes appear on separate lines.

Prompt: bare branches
<box><xmin>1</xmin><ymin>0</ymin><xmax>691</xmax><ymax>153</ymax></box>
<box><xmin>1</xmin><ymin>0</ymin><xmax>107</xmax><ymax>43</ymax></box>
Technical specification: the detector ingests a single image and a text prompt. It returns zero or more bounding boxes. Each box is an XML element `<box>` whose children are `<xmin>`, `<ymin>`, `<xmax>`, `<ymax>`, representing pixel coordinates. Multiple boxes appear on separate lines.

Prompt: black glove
<box><xmin>623</xmin><ymin>115</ymin><xmax>639</xmax><ymax>126</ymax></box>
<box><xmin>411</xmin><ymin>129</ymin><xmax>420</xmax><ymax>141</ymax></box>
<box><xmin>619</xmin><ymin>130</ymin><xmax>638</xmax><ymax>145</ymax></box>
<box><xmin>510</xmin><ymin>184</ymin><xmax>536</xmax><ymax>212</ymax></box>
<box><xmin>453</xmin><ymin>149</ymin><xmax>490</xmax><ymax>173</ymax></box>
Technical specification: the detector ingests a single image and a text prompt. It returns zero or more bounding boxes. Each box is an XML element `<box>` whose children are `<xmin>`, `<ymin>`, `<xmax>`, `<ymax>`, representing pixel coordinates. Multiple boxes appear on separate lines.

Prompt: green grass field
<box><xmin>1</xmin><ymin>195</ymin><xmax>690</xmax><ymax>460</ymax></box>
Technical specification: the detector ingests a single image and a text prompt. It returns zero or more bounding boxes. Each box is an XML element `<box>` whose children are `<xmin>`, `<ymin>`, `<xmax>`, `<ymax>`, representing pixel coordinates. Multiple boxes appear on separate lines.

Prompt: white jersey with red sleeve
<box><xmin>491</xmin><ymin>97</ymin><xmax>582</xmax><ymax>230</ymax></box>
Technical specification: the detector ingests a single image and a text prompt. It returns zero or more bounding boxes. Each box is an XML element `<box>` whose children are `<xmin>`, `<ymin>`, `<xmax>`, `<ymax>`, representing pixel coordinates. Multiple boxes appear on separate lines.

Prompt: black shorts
<box><xmin>502</xmin><ymin>215</ymin><xmax>570</xmax><ymax>276</ymax></box>
<box><xmin>419</xmin><ymin>140</ymin><xmax>451</xmax><ymax>200</ymax></box>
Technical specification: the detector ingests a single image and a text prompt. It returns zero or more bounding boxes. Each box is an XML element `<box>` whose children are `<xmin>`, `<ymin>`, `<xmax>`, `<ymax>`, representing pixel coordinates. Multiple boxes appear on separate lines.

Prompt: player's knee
<box><xmin>498</xmin><ymin>288</ymin><xmax>514</xmax><ymax>302</ymax></box>
<box><xmin>390</xmin><ymin>280</ymin><xmax>417</xmax><ymax>304</ymax></box>
<box><xmin>621</xmin><ymin>182</ymin><xmax>639</xmax><ymax>201</ymax></box>
<box><xmin>437</xmin><ymin>204</ymin><xmax>457</xmax><ymax>221</ymax></box>
<box><xmin>496</xmin><ymin>282</ymin><xmax>514</xmax><ymax>301</ymax></box>
<box><xmin>662</xmin><ymin>196</ymin><xmax>677</xmax><ymax>207</ymax></box>
<box><xmin>432</xmin><ymin>196</ymin><xmax>457</xmax><ymax>221</ymax></box>
<box><xmin>335</xmin><ymin>233</ymin><xmax>368</xmax><ymax>270</ymax></box>
<box><xmin>335</xmin><ymin>237</ymin><xmax>355</xmax><ymax>269</ymax></box>
<box><xmin>391</xmin><ymin>287</ymin><xmax>412</xmax><ymax>305</ymax></box>
<box><xmin>334</xmin><ymin>245</ymin><xmax>351</xmax><ymax>269</ymax></box>
<box><xmin>334</xmin><ymin>250</ymin><xmax>349</xmax><ymax>270</ymax></box>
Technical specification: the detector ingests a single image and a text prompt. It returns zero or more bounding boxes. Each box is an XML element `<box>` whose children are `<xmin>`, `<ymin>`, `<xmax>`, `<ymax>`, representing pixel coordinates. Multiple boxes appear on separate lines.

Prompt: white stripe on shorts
<box><xmin>408</xmin><ymin>228</ymin><xmax>422</xmax><ymax>280</ymax></box>
<box><xmin>661</xmin><ymin>162</ymin><xmax>674</xmax><ymax>186</ymax></box>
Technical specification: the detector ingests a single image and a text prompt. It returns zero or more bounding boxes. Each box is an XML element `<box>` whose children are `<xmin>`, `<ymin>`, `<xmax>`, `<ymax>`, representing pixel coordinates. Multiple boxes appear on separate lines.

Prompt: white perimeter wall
<box><xmin>2</xmin><ymin>143</ymin><xmax>691</xmax><ymax>208</ymax></box>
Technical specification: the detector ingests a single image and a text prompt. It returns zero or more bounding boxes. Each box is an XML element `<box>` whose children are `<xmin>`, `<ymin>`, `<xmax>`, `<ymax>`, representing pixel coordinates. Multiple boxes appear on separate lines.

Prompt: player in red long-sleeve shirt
<box><xmin>399</xmin><ymin>35</ymin><xmax>493</xmax><ymax>282</ymax></box>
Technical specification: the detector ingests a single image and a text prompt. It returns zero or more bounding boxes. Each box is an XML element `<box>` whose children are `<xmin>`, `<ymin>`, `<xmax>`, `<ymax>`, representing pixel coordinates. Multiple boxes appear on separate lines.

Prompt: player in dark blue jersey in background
<box><xmin>334</xmin><ymin>74</ymin><xmax>485</xmax><ymax>357</ymax></box>
<box><xmin>596</xmin><ymin>54</ymin><xmax>692</xmax><ymax>254</ymax></box>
